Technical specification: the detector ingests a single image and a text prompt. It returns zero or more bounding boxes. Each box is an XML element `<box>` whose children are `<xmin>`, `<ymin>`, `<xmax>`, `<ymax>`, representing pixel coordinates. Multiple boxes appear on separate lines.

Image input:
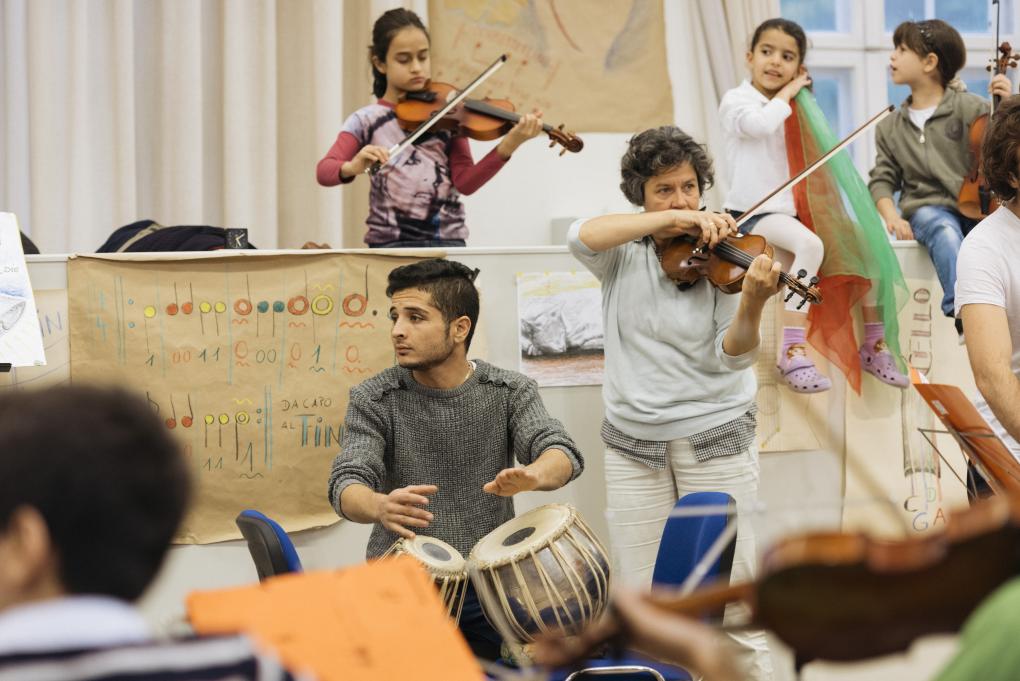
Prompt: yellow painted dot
<box><xmin>214</xmin><ymin>301</ymin><xmax>227</xmax><ymax>313</ymax></box>
<box><xmin>143</xmin><ymin>306</ymin><xmax>157</xmax><ymax>318</ymax></box>
<box><xmin>204</xmin><ymin>414</ymin><xmax>215</xmax><ymax>425</ymax></box>
<box><xmin>218</xmin><ymin>413</ymin><xmax>229</xmax><ymax>425</ymax></box>
<box><xmin>199</xmin><ymin>301</ymin><xmax>212</xmax><ymax>314</ymax></box>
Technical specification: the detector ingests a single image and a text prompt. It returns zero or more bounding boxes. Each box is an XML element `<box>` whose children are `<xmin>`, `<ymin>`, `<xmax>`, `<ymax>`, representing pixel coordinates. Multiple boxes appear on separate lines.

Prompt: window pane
<box><xmin>935</xmin><ymin>0</ymin><xmax>990</xmax><ymax>32</ymax></box>
<box><xmin>885</xmin><ymin>0</ymin><xmax>925</xmax><ymax>31</ymax></box>
<box><xmin>780</xmin><ymin>0</ymin><xmax>837</xmax><ymax>31</ymax></box>
<box><xmin>808</xmin><ymin>68</ymin><xmax>852</xmax><ymax>137</ymax></box>
<box><xmin>961</xmin><ymin>68</ymin><xmax>993</xmax><ymax>100</ymax></box>
<box><xmin>884</xmin><ymin>0</ymin><xmax>1012</xmax><ymax>34</ymax></box>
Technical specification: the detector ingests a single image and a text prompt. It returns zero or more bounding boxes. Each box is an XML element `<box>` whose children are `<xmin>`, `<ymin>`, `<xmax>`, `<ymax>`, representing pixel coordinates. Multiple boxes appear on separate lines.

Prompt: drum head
<box><xmin>403</xmin><ymin>536</ymin><xmax>466</xmax><ymax>572</ymax></box>
<box><xmin>471</xmin><ymin>504</ymin><xmax>573</xmax><ymax>564</ymax></box>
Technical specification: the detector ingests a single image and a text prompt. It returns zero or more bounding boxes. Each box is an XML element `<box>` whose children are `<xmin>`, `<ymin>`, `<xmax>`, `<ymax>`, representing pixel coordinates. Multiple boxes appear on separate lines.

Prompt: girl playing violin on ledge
<box><xmin>567</xmin><ymin>126</ymin><xmax>780</xmax><ymax>680</ymax></box>
<box><xmin>316</xmin><ymin>8</ymin><xmax>543</xmax><ymax>248</ymax></box>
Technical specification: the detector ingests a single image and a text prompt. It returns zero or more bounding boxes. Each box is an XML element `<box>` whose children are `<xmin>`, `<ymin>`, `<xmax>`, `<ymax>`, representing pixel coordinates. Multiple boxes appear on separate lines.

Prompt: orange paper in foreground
<box><xmin>187</xmin><ymin>556</ymin><xmax>483</xmax><ymax>681</ymax></box>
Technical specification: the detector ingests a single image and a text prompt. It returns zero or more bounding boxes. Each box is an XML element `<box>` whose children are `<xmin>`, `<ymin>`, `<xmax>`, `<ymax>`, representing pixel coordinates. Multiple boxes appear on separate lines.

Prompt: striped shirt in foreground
<box><xmin>0</xmin><ymin>635</ymin><xmax>303</xmax><ymax>681</ymax></box>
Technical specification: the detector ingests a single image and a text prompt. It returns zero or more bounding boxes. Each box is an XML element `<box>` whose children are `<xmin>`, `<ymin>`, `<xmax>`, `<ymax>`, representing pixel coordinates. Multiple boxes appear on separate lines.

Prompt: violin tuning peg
<box><xmin>796</xmin><ymin>268</ymin><xmax>808</xmax><ymax>281</ymax></box>
<box><xmin>784</xmin><ymin>290</ymin><xmax>795</xmax><ymax>303</ymax></box>
<box><xmin>796</xmin><ymin>298</ymin><xmax>808</xmax><ymax>310</ymax></box>
<box><xmin>559</xmin><ymin>148</ymin><xmax>567</xmax><ymax>157</ymax></box>
<box><xmin>549</xmin><ymin>139</ymin><xmax>556</xmax><ymax>148</ymax></box>
<box><xmin>558</xmin><ymin>123</ymin><xmax>564</xmax><ymax>131</ymax></box>
<box><xmin>809</xmin><ymin>276</ymin><xmax>819</xmax><ymax>286</ymax></box>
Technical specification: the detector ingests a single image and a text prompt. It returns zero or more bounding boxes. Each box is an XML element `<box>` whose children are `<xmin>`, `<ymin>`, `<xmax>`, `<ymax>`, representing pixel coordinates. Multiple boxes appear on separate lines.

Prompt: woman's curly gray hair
<box><xmin>619</xmin><ymin>126</ymin><xmax>715</xmax><ymax>206</ymax></box>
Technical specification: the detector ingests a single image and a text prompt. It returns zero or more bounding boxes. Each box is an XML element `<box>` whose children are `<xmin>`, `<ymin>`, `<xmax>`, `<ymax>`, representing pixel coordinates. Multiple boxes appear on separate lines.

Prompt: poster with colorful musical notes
<box><xmin>428</xmin><ymin>0</ymin><xmax>673</xmax><ymax>131</ymax></box>
<box><xmin>68</xmin><ymin>252</ymin><xmax>419</xmax><ymax>544</ymax></box>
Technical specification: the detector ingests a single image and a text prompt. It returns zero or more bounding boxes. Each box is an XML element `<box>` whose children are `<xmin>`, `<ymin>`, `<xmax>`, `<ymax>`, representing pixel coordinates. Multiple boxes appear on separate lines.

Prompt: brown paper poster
<box><xmin>754</xmin><ymin>293</ymin><xmax>838</xmax><ymax>454</ymax></box>
<box><xmin>844</xmin><ymin>267</ymin><xmax>974</xmax><ymax>537</ymax></box>
<box><xmin>68</xmin><ymin>253</ymin><xmax>418</xmax><ymax>544</ymax></box>
<box><xmin>428</xmin><ymin>0</ymin><xmax>674</xmax><ymax>132</ymax></box>
<box><xmin>0</xmin><ymin>289</ymin><xmax>70</xmax><ymax>391</ymax></box>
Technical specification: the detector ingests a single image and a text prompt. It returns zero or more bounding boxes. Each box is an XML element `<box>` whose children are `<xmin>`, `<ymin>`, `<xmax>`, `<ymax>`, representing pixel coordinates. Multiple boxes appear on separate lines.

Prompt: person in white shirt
<box><xmin>957</xmin><ymin>96</ymin><xmax>1020</xmax><ymax>464</ymax></box>
<box><xmin>722</xmin><ymin>18</ymin><xmax>908</xmax><ymax>393</ymax></box>
<box><xmin>0</xmin><ymin>385</ymin><xmax>296</xmax><ymax>681</ymax></box>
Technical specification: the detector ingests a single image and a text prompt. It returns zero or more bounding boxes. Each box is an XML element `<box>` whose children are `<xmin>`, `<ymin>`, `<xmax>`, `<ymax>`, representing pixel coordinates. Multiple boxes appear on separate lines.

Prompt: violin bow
<box><xmin>368</xmin><ymin>54</ymin><xmax>508</xmax><ymax>174</ymax></box>
<box><xmin>735</xmin><ymin>105</ymin><xmax>895</xmax><ymax>229</ymax></box>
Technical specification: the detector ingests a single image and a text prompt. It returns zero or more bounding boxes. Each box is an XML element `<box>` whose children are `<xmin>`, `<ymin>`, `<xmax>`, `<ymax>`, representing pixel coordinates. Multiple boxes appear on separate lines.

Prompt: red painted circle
<box><xmin>288</xmin><ymin>295</ymin><xmax>310</xmax><ymax>315</ymax></box>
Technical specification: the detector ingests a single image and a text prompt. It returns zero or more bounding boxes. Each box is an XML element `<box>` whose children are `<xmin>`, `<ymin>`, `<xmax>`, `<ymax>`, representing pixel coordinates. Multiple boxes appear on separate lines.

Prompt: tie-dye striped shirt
<box><xmin>317</xmin><ymin>100</ymin><xmax>506</xmax><ymax>245</ymax></box>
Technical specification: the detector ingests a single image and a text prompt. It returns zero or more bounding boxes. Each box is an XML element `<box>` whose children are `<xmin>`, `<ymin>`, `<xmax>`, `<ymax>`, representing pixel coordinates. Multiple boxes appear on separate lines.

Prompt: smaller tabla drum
<box><xmin>468</xmin><ymin>504</ymin><xmax>611</xmax><ymax>642</ymax></box>
<box><xmin>383</xmin><ymin>535</ymin><xmax>468</xmax><ymax>623</ymax></box>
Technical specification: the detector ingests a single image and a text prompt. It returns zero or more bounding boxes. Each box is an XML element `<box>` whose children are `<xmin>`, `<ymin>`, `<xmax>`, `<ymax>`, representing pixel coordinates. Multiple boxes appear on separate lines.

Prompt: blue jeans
<box><xmin>458</xmin><ymin>583</ymin><xmax>503</xmax><ymax>660</ymax></box>
<box><xmin>908</xmin><ymin>206</ymin><xmax>978</xmax><ymax>318</ymax></box>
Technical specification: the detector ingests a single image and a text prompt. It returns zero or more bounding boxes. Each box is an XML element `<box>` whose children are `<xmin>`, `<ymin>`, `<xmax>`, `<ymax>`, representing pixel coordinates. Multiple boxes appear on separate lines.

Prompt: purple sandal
<box><xmin>860</xmin><ymin>339</ymin><xmax>909</xmax><ymax>388</ymax></box>
<box><xmin>777</xmin><ymin>344</ymin><xmax>832</xmax><ymax>394</ymax></box>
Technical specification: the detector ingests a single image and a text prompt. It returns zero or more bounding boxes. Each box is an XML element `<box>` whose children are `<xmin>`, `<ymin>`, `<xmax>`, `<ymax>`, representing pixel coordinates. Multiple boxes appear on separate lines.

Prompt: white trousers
<box><xmin>751</xmin><ymin>213</ymin><xmax>824</xmax><ymax>314</ymax></box>
<box><xmin>603</xmin><ymin>440</ymin><xmax>774</xmax><ymax>681</ymax></box>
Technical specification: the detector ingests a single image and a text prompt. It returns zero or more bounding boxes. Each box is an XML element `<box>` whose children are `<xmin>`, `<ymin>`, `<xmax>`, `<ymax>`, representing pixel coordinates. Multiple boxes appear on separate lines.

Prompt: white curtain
<box><xmin>0</xmin><ymin>0</ymin><xmax>348</xmax><ymax>252</ymax></box>
<box><xmin>2</xmin><ymin>0</ymin><xmax>776</xmax><ymax>252</ymax></box>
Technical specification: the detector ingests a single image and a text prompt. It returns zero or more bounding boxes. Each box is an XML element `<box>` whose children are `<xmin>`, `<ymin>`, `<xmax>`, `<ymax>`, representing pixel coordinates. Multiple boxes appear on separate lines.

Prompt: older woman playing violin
<box><xmin>567</xmin><ymin>125</ymin><xmax>780</xmax><ymax>680</ymax></box>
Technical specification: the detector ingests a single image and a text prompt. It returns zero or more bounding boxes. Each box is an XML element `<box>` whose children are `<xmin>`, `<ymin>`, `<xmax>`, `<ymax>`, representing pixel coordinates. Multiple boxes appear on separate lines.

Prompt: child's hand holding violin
<box><xmin>496</xmin><ymin>110</ymin><xmax>544</xmax><ymax>159</ymax></box>
<box><xmin>341</xmin><ymin>145</ymin><xmax>390</xmax><ymax>178</ymax></box>
<box><xmin>989</xmin><ymin>73</ymin><xmax>1013</xmax><ymax>100</ymax></box>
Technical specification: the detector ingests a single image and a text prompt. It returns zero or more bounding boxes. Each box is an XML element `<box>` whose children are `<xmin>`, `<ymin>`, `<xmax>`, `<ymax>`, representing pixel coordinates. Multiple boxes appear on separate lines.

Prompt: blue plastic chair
<box><xmin>653</xmin><ymin>491</ymin><xmax>736</xmax><ymax>590</ymax></box>
<box><xmin>235</xmin><ymin>509</ymin><xmax>303</xmax><ymax>581</ymax></box>
<box><xmin>549</xmin><ymin>491</ymin><xmax>736</xmax><ymax>681</ymax></box>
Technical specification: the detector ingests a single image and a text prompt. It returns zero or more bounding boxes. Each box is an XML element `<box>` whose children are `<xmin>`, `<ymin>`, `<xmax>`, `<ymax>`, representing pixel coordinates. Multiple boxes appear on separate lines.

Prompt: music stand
<box><xmin>0</xmin><ymin>363</ymin><xmax>10</xmax><ymax>373</ymax></box>
<box><xmin>914</xmin><ymin>382</ymin><xmax>1020</xmax><ymax>497</ymax></box>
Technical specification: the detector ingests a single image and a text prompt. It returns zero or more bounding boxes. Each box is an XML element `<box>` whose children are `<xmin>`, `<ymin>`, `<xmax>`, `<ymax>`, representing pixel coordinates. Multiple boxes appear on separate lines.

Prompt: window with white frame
<box><xmin>778</xmin><ymin>0</ymin><xmax>1017</xmax><ymax>170</ymax></box>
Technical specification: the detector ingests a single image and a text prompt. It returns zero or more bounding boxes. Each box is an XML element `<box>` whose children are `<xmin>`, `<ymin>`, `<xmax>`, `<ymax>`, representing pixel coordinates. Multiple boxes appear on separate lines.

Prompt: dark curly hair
<box><xmin>370</xmin><ymin>9</ymin><xmax>430</xmax><ymax>99</ymax></box>
<box><xmin>893</xmin><ymin>19</ymin><xmax>966</xmax><ymax>88</ymax></box>
<box><xmin>982</xmin><ymin>96</ymin><xmax>1020</xmax><ymax>202</ymax></box>
<box><xmin>750</xmin><ymin>18</ymin><xmax>808</xmax><ymax>65</ymax></box>
<box><xmin>620</xmin><ymin>126</ymin><xmax>715</xmax><ymax>206</ymax></box>
<box><xmin>386</xmin><ymin>258</ymin><xmax>480</xmax><ymax>350</ymax></box>
<box><xmin>0</xmin><ymin>385</ymin><xmax>190</xmax><ymax>601</ymax></box>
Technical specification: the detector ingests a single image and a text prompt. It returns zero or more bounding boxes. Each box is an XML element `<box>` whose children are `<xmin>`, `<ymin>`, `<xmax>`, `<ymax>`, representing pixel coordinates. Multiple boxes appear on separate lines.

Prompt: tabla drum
<box><xmin>468</xmin><ymin>503</ymin><xmax>610</xmax><ymax>642</ymax></box>
<box><xmin>383</xmin><ymin>535</ymin><xmax>468</xmax><ymax>623</ymax></box>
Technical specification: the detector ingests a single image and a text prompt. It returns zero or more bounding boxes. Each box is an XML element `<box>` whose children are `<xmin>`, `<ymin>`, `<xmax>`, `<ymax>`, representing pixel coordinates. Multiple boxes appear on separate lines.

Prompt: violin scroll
<box><xmin>987</xmin><ymin>41</ymin><xmax>1020</xmax><ymax>75</ymax></box>
<box><xmin>548</xmin><ymin>123</ymin><xmax>584</xmax><ymax>155</ymax></box>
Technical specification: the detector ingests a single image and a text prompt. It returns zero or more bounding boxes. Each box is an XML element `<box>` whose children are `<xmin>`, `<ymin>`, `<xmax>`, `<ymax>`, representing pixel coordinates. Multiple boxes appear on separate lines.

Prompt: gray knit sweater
<box><xmin>327</xmin><ymin>360</ymin><xmax>584</xmax><ymax>559</ymax></box>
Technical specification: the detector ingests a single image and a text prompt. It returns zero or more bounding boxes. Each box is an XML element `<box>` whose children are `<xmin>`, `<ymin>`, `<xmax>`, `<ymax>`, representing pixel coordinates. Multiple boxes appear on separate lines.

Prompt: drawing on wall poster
<box><xmin>517</xmin><ymin>271</ymin><xmax>603</xmax><ymax>387</ymax></box>
<box><xmin>428</xmin><ymin>0</ymin><xmax>673</xmax><ymax>131</ymax></box>
<box><xmin>0</xmin><ymin>213</ymin><xmax>46</xmax><ymax>367</ymax></box>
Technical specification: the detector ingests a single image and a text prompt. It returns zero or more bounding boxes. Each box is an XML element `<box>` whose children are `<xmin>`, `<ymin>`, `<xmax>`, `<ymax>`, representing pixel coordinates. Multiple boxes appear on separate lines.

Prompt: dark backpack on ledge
<box><xmin>97</xmin><ymin>220</ymin><xmax>254</xmax><ymax>252</ymax></box>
